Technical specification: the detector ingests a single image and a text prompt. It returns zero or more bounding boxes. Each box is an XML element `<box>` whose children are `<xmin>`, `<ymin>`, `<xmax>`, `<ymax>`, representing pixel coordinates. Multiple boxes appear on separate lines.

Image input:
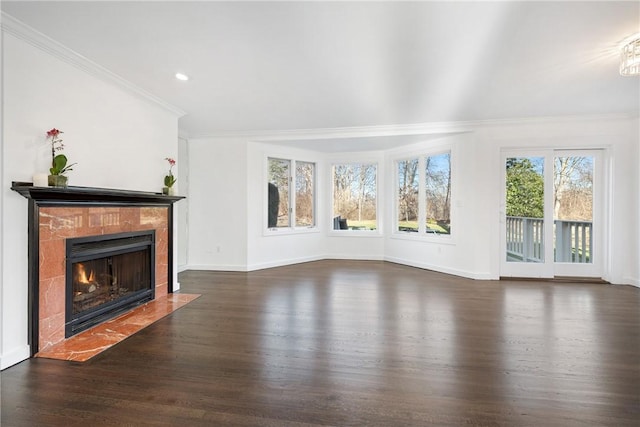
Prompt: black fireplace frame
<box><xmin>65</xmin><ymin>230</ymin><xmax>156</xmax><ymax>338</ymax></box>
<box><xmin>11</xmin><ymin>182</ymin><xmax>184</xmax><ymax>356</ymax></box>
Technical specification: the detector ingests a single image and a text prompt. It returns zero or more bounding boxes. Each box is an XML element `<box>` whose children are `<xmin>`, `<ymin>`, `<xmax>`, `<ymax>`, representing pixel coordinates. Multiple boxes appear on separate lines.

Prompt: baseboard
<box><xmin>623</xmin><ymin>276</ymin><xmax>640</xmax><ymax>288</ymax></box>
<box><xmin>383</xmin><ymin>256</ymin><xmax>494</xmax><ymax>280</ymax></box>
<box><xmin>1</xmin><ymin>345</ymin><xmax>31</xmax><ymax>370</ymax></box>
<box><xmin>182</xmin><ymin>257</ymin><xmax>496</xmax><ymax>280</ymax></box>
<box><xmin>325</xmin><ymin>254</ymin><xmax>385</xmax><ymax>261</ymax></box>
<box><xmin>246</xmin><ymin>255</ymin><xmax>325</xmax><ymax>272</ymax></box>
<box><xmin>184</xmin><ymin>263</ymin><xmax>248</xmax><ymax>272</ymax></box>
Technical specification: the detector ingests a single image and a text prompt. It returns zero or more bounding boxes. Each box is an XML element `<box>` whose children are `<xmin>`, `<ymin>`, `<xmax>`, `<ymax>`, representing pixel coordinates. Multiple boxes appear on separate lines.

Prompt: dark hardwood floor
<box><xmin>2</xmin><ymin>260</ymin><xmax>639</xmax><ymax>426</ymax></box>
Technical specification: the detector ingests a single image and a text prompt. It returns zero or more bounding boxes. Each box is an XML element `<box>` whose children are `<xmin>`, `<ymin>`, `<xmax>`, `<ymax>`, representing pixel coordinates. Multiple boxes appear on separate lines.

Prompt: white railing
<box><xmin>554</xmin><ymin>219</ymin><xmax>592</xmax><ymax>263</ymax></box>
<box><xmin>506</xmin><ymin>216</ymin><xmax>592</xmax><ymax>263</ymax></box>
<box><xmin>506</xmin><ymin>216</ymin><xmax>545</xmax><ymax>262</ymax></box>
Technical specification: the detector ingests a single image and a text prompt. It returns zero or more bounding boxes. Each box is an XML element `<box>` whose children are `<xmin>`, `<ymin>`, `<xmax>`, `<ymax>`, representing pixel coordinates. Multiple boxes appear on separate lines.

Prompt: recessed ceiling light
<box><xmin>175</xmin><ymin>73</ymin><xmax>189</xmax><ymax>81</ymax></box>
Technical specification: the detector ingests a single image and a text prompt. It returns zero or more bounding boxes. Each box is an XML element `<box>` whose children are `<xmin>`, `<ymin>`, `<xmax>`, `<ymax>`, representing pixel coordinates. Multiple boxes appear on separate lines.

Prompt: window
<box><xmin>395</xmin><ymin>151</ymin><xmax>451</xmax><ymax>235</ymax></box>
<box><xmin>268</xmin><ymin>158</ymin><xmax>290</xmax><ymax>228</ymax></box>
<box><xmin>267</xmin><ymin>157</ymin><xmax>315</xmax><ymax>230</ymax></box>
<box><xmin>332</xmin><ymin>163</ymin><xmax>377</xmax><ymax>231</ymax></box>
<box><xmin>295</xmin><ymin>161</ymin><xmax>315</xmax><ymax>227</ymax></box>
<box><xmin>425</xmin><ymin>152</ymin><xmax>451</xmax><ymax>235</ymax></box>
<box><xmin>397</xmin><ymin>158</ymin><xmax>419</xmax><ymax>232</ymax></box>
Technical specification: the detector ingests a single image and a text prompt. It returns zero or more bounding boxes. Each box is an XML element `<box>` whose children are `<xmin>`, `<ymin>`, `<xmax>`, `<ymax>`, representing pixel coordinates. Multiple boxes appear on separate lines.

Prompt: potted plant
<box><xmin>46</xmin><ymin>128</ymin><xmax>76</xmax><ymax>187</ymax></box>
<box><xmin>163</xmin><ymin>157</ymin><xmax>177</xmax><ymax>195</ymax></box>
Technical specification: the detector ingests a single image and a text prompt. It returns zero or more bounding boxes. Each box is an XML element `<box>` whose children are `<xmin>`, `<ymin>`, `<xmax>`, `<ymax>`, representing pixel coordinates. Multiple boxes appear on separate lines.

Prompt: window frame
<box><xmin>265</xmin><ymin>156</ymin><xmax>318</xmax><ymax>235</ymax></box>
<box><xmin>392</xmin><ymin>148</ymin><xmax>454</xmax><ymax>241</ymax></box>
<box><xmin>424</xmin><ymin>151</ymin><xmax>452</xmax><ymax>237</ymax></box>
<box><xmin>329</xmin><ymin>161</ymin><xmax>381</xmax><ymax>236</ymax></box>
<box><xmin>396</xmin><ymin>156</ymin><xmax>421</xmax><ymax>234</ymax></box>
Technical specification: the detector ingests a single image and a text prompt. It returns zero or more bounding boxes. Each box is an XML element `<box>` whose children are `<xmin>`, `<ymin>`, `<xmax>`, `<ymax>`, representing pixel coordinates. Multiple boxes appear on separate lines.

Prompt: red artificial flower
<box><xmin>165</xmin><ymin>157</ymin><xmax>176</xmax><ymax>166</ymax></box>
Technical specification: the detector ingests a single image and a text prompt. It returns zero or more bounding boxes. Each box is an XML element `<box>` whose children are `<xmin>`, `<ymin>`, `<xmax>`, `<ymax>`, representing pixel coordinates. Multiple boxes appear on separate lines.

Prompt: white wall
<box><xmin>177</xmin><ymin>136</ymin><xmax>189</xmax><ymax>273</ymax></box>
<box><xmin>324</xmin><ymin>150</ymin><xmax>386</xmax><ymax>262</ymax></box>
<box><xmin>246</xmin><ymin>142</ymin><xmax>327</xmax><ymax>270</ymax></box>
<box><xmin>474</xmin><ymin>115</ymin><xmax>639</xmax><ymax>283</ymax></box>
<box><xmin>632</xmin><ymin>116</ymin><xmax>640</xmax><ymax>287</ymax></box>
<box><xmin>1</xmin><ymin>30</ymin><xmax>181</xmax><ymax>369</ymax></box>
<box><xmin>0</xmin><ymin>12</ymin><xmax>5</xmax><ymax>374</ymax></box>
<box><xmin>186</xmin><ymin>140</ymin><xmax>388</xmax><ymax>271</ymax></box>
<box><xmin>187</xmin><ymin>137</ymin><xmax>248</xmax><ymax>271</ymax></box>
<box><xmin>383</xmin><ymin>133</ymin><xmax>492</xmax><ymax>279</ymax></box>
<box><xmin>186</xmin><ymin>115</ymin><xmax>639</xmax><ymax>287</ymax></box>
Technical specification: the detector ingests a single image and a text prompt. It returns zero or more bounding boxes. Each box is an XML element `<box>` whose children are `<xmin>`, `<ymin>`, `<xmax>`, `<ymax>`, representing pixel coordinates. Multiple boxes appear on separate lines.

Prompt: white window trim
<box><xmin>264</xmin><ymin>155</ymin><xmax>319</xmax><ymax>236</ymax></box>
<box><xmin>329</xmin><ymin>160</ymin><xmax>382</xmax><ymax>236</ymax></box>
<box><xmin>391</xmin><ymin>148</ymin><xmax>454</xmax><ymax>242</ymax></box>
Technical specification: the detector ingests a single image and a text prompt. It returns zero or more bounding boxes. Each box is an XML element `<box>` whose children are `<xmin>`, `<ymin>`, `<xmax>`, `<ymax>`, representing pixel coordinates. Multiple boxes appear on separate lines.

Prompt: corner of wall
<box><xmin>0</xmin><ymin>345</ymin><xmax>31</xmax><ymax>371</ymax></box>
<box><xmin>0</xmin><ymin>13</ymin><xmax>4</xmax><ymax>366</ymax></box>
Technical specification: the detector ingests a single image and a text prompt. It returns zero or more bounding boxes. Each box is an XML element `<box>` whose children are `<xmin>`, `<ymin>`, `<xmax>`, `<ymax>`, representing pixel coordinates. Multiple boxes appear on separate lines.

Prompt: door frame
<box><xmin>499</xmin><ymin>148</ymin><xmax>608</xmax><ymax>279</ymax></box>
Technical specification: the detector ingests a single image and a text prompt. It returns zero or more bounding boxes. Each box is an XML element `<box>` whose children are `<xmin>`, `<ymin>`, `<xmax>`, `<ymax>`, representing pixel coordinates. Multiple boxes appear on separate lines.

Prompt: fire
<box><xmin>75</xmin><ymin>263</ymin><xmax>96</xmax><ymax>284</ymax></box>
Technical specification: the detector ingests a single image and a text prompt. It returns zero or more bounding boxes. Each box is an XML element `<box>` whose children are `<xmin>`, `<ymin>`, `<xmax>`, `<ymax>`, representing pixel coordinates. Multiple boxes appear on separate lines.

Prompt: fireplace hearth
<box><xmin>66</xmin><ymin>231</ymin><xmax>155</xmax><ymax>337</ymax></box>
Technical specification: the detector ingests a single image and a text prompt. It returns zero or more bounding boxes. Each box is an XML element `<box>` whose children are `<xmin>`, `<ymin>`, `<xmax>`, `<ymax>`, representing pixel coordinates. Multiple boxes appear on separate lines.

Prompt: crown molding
<box><xmin>189</xmin><ymin>112</ymin><xmax>638</xmax><ymax>142</ymax></box>
<box><xmin>178</xmin><ymin>128</ymin><xmax>190</xmax><ymax>140</ymax></box>
<box><xmin>190</xmin><ymin>121</ymin><xmax>473</xmax><ymax>141</ymax></box>
<box><xmin>1</xmin><ymin>12</ymin><xmax>186</xmax><ymax>118</ymax></box>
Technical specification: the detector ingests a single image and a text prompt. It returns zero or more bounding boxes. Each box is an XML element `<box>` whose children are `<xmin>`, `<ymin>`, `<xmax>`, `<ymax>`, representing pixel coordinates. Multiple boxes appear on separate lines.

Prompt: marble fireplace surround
<box><xmin>11</xmin><ymin>183</ymin><xmax>183</xmax><ymax>356</ymax></box>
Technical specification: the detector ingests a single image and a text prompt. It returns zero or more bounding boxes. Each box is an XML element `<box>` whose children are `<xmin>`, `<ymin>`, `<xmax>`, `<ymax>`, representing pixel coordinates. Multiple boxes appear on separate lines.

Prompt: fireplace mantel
<box><xmin>11</xmin><ymin>182</ymin><xmax>184</xmax><ymax>204</ymax></box>
<box><xmin>11</xmin><ymin>181</ymin><xmax>184</xmax><ymax>356</ymax></box>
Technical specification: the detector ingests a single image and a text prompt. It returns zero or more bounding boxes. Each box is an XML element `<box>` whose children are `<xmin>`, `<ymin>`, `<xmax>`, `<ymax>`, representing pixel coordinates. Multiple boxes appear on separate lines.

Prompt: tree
<box><xmin>295</xmin><ymin>162</ymin><xmax>314</xmax><ymax>226</ymax></box>
<box><xmin>554</xmin><ymin>157</ymin><xmax>592</xmax><ymax>221</ymax></box>
<box><xmin>506</xmin><ymin>158</ymin><xmax>544</xmax><ymax>218</ymax></box>
<box><xmin>333</xmin><ymin>163</ymin><xmax>377</xmax><ymax>224</ymax></box>
<box><xmin>425</xmin><ymin>153</ymin><xmax>451</xmax><ymax>232</ymax></box>
<box><xmin>268</xmin><ymin>158</ymin><xmax>290</xmax><ymax>227</ymax></box>
<box><xmin>398</xmin><ymin>159</ymin><xmax>419</xmax><ymax>223</ymax></box>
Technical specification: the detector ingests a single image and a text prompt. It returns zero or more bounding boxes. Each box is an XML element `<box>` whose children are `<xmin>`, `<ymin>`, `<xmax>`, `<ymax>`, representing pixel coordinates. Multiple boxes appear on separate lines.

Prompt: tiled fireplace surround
<box><xmin>38</xmin><ymin>205</ymin><xmax>169</xmax><ymax>351</ymax></box>
<box><xmin>11</xmin><ymin>184</ymin><xmax>183</xmax><ymax>356</ymax></box>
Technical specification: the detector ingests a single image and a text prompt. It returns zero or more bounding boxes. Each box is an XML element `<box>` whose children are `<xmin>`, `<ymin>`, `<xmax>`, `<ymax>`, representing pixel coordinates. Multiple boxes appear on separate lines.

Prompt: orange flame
<box><xmin>75</xmin><ymin>263</ymin><xmax>95</xmax><ymax>284</ymax></box>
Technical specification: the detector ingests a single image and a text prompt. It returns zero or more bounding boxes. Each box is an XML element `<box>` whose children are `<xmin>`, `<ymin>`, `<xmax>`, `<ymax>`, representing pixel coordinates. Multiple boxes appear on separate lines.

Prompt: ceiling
<box><xmin>2</xmin><ymin>1</ymin><xmax>639</xmax><ymax>147</ymax></box>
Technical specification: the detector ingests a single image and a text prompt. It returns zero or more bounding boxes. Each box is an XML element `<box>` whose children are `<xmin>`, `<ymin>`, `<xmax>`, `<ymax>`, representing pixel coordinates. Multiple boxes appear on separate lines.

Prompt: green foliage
<box><xmin>49</xmin><ymin>154</ymin><xmax>75</xmax><ymax>176</ymax></box>
<box><xmin>506</xmin><ymin>158</ymin><xmax>544</xmax><ymax>218</ymax></box>
<box><xmin>398</xmin><ymin>220</ymin><xmax>418</xmax><ymax>231</ymax></box>
<box><xmin>164</xmin><ymin>174</ymin><xmax>176</xmax><ymax>187</ymax></box>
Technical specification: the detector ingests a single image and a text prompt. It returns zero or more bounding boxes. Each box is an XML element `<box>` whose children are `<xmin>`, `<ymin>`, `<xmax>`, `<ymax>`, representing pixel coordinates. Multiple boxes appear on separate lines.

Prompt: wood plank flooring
<box><xmin>2</xmin><ymin>260</ymin><xmax>639</xmax><ymax>426</ymax></box>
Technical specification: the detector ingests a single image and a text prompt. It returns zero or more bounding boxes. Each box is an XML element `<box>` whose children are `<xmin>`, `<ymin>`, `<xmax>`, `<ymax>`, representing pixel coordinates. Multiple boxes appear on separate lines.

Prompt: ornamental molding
<box><xmin>190</xmin><ymin>112</ymin><xmax>636</xmax><ymax>142</ymax></box>
<box><xmin>1</xmin><ymin>12</ymin><xmax>186</xmax><ymax>117</ymax></box>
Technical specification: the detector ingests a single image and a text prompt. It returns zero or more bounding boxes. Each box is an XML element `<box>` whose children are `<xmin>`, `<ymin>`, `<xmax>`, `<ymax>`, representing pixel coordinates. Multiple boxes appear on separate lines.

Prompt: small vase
<box><xmin>162</xmin><ymin>187</ymin><xmax>175</xmax><ymax>196</ymax></box>
<box><xmin>48</xmin><ymin>175</ymin><xmax>68</xmax><ymax>188</ymax></box>
<box><xmin>33</xmin><ymin>173</ymin><xmax>49</xmax><ymax>187</ymax></box>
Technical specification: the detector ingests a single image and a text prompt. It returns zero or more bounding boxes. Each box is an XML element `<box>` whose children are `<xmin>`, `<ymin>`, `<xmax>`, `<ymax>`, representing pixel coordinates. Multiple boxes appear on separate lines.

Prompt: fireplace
<box><xmin>11</xmin><ymin>182</ymin><xmax>184</xmax><ymax>355</ymax></box>
<box><xmin>66</xmin><ymin>231</ymin><xmax>155</xmax><ymax>337</ymax></box>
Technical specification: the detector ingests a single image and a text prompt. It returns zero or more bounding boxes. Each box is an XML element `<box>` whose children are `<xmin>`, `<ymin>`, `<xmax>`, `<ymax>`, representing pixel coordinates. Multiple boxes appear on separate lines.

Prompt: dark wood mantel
<box><xmin>11</xmin><ymin>181</ymin><xmax>184</xmax><ymax>356</ymax></box>
<box><xmin>11</xmin><ymin>182</ymin><xmax>184</xmax><ymax>204</ymax></box>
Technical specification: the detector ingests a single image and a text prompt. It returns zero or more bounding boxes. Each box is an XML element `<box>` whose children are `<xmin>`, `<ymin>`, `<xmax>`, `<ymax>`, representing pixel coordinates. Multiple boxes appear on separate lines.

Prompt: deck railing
<box><xmin>506</xmin><ymin>216</ymin><xmax>545</xmax><ymax>262</ymax></box>
<box><xmin>506</xmin><ymin>216</ymin><xmax>592</xmax><ymax>263</ymax></box>
<box><xmin>554</xmin><ymin>219</ymin><xmax>593</xmax><ymax>263</ymax></box>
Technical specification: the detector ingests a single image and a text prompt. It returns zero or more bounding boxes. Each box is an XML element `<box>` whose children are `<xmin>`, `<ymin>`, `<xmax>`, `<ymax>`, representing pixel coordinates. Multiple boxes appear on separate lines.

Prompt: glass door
<box><xmin>552</xmin><ymin>151</ymin><xmax>602</xmax><ymax>277</ymax></box>
<box><xmin>501</xmin><ymin>150</ymin><xmax>603</xmax><ymax>279</ymax></box>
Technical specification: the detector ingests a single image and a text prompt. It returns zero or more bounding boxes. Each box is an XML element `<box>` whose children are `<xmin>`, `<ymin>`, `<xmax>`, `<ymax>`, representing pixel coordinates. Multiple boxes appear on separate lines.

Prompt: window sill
<box><xmin>328</xmin><ymin>230</ymin><xmax>383</xmax><ymax>237</ymax></box>
<box><xmin>264</xmin><ymin>226</ymin><xmax>319</xmax><ymax>237</ymax></box>
<box><xmin>390</xmin><ymin>231</ymin><xmax>456</xmax><ymax>245</ymax></box>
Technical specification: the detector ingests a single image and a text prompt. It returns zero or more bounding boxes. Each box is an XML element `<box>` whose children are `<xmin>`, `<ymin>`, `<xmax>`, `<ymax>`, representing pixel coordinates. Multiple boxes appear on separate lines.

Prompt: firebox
<box><xmin>65</xmin><ymin>230</ymin><xmax>155</xmax><ymax>337</ymax></box>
